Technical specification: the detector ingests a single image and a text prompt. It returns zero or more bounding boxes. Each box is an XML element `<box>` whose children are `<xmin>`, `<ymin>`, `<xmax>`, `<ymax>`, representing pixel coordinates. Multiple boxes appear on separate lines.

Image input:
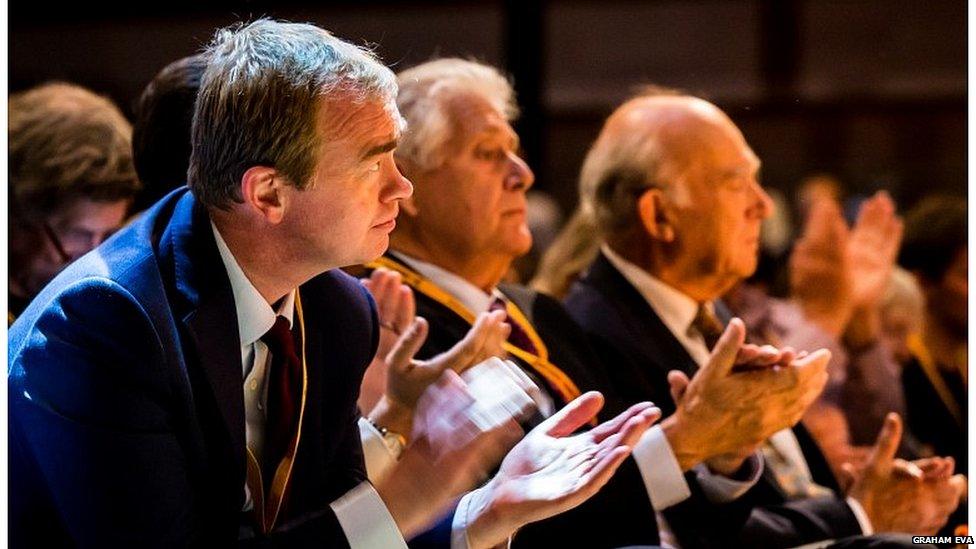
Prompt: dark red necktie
<box><xmin>260</xmin><ymin>315</ymin><xmax>302</xmax><ymax>489</ymax></box>
<box><xmin>489</xmin><ymin>297</ymin><xmax>539</xmax><ymax>355</ymax></box>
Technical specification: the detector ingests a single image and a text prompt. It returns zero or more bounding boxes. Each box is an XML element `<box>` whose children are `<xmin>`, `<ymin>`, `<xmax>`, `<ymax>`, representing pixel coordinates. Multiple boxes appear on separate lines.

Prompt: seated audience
<box><xmin>562</xmin><ymin>89</ymin><xmax>965</xmax><ymax>546</ymax></box>
<box><xmin>8</xmin><ymin>20</ymin><xmax>653</xmax><ymax>548</ymax></box>
<box><xmin>8</xmin><ymin>82</ymin><xmax>141</xmax><ymax>322</ymax></box>
<box><xmin>363</xmin><ymin>57</ymin><xmax>851</xmax><ymax>548</ymax></box>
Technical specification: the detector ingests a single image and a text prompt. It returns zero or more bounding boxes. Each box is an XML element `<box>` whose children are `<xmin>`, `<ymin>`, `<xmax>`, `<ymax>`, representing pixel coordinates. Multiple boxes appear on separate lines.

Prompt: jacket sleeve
<box><xmin>9</xmin><ymin>278</ymin><xmax>195</xmax><ymax>548</ymax></box>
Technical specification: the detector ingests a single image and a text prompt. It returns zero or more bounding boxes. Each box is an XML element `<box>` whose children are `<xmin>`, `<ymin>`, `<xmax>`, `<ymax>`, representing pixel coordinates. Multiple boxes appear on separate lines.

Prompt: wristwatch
<box><xmin>368</xmin><ymin>418</ymin><xmax>407</xmax><ymax>459</ymax></box>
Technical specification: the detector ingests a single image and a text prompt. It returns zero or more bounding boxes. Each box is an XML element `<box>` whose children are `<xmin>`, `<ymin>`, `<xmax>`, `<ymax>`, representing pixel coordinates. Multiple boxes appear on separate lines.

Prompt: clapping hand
<box><xmin>464</xmin><ymin>392</ymin><xmax>661</xmax><ymax>548</ymax></box>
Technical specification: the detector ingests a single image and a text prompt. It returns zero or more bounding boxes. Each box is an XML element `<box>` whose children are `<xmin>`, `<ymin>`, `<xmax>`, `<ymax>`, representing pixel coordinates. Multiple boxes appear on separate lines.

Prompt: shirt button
<box><xmin>250</xmin><ymin>379</ymin><xmax>258</xmax><ymax>391</ymax></box>
<box><xmin>257</xmin><ymin>403</ymin><xmax>263</xmax><ymax>411</ymax></box>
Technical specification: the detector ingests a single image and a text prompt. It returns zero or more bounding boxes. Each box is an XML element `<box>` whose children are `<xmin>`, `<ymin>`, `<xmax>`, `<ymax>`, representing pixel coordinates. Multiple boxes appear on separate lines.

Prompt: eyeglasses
<box><xmin>40</xmin><ymin>222</ymin><xmax>72</xmax><ymax>265</ymax></box>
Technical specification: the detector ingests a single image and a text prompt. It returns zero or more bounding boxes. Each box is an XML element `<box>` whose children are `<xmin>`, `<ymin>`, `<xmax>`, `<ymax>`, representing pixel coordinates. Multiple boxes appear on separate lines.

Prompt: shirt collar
<box><xmin>211</xmin><ymin>221</ymin><xmax>295</xmax><ymax>348</ymax></box>
<box><xmin>601</xmin><ymin>244</ymin><xmax>707</xmax><ymax>339</ymax></box>
<box><xmin>390</xmin><ymin>250</ymin><xmax>500</xmax><ymax>314</ymax></box>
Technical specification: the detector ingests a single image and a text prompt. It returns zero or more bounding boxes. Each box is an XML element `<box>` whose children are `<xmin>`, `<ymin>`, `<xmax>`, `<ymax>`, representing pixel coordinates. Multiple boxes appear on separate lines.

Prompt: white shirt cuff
<box><xmin>359</xmin><ymin>417</ymin><xmax>399</xmax><ymax>484</ymax></box>
<box><xmin>331</xmin><ymin>482</ymin><xmax>408</xmax><ymax>549</ymax></box>
<box><xmin>451</xmin><ymin>491</ymin><xmax>513</xmax><ymax>549</ymax></box>
<box><xmin>692</xmin><ymin>452</ymin><xmax>764</xmax><ymax>503</ymax></box>
<box><xmin>632</xmin><ymin>425</ymin><xmax>692</xmax><ymax>510</ymax></box>
<box><xmin>845</xmin><ymin>496</ymin><xmax>874</xmax><ymax>535</ymax></box>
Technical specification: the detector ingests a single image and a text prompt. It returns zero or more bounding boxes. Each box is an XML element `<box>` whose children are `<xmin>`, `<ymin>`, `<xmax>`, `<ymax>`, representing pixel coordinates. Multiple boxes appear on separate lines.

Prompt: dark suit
<box><xmin>564</xmin><ymin>252</ymin><xmax>869</xmax><ymax>548</ymax></box>
<box><xmin>366</xmin><ymin>254</ymin><xmax>754</xmax><ymax>549</ymax></box>
<box><xmin>9</xmin><ymin>189</ymin><xmax>381</xmax><ymax>547</ymax></box>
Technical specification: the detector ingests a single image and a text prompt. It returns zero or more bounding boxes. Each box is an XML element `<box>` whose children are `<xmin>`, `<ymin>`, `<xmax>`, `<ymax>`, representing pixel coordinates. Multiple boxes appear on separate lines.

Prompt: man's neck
<box><xmin>211</xmin><ymin>216</ymin><xmax>308</xmax><ymax>305</ymax></box>
<box><xmin>391</xmin><ymin>234</ymin><xmax>510</xmax><ymax>293</ymax></box>
<box><xmin>609</xmin><ymin>243</ymin><xmax>732</xmax><ymax>303</ymax></box>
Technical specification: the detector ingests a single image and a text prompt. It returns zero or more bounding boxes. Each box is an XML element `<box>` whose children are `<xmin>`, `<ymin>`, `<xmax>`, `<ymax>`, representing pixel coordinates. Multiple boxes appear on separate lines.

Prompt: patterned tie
<box><xmin>489</xmin><ymin>297</ymin><xmax>539</xmax><ymax>355</ymax></box>
<box><xmin>690</xmin><ymin>303</ymin><xmax>724</xmax><ymax>351</ymax></box>
<box><xmin>260</xmin><ymin>316</ymin><xmax>302</xmax><ymax>490</ymax></box>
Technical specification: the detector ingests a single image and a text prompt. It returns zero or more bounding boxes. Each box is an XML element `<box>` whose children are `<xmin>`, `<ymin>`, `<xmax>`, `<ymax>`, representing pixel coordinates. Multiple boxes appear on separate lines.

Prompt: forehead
<box><xmin>318</xmin><ymin>95</ymin><xmax>400</xmax><ymax>148</ymax></box>
<box><xmin>678</xmin><ymin>117</ymin><xmax>759</xmax><ymax>180</ymax></box>
<box><xmin>444</xmin><ymin>92</ymin><xmax>514</xmax><ymax>143</ymax></box>
<box><xmin>53</xmin><ymin>198</ymin><xmax>128</xmax><ymax>229</ymax></box>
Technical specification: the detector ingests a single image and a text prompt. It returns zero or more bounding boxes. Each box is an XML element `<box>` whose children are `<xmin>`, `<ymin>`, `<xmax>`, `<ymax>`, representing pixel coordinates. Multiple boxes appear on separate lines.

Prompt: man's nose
<box><xmin>505</xmin><ymin>153</ymin><xmax>535</xmax><ymax>192</ymax></box>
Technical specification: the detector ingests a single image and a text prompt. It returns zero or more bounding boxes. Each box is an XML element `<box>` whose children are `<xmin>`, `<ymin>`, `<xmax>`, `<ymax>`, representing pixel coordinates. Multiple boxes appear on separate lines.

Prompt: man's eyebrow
<box><xmin>360</xmin><ymin>138</ymin><xmax>398</xmax><ymax>160</ymax></box>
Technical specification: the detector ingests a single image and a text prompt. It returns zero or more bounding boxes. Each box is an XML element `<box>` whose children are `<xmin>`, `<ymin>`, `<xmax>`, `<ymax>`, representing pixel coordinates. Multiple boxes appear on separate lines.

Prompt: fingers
<box><xmin>838</xmin><ymin>462</ymin><xmax>858</xmax><ymax>494</ymax></box>
<box><xmin>801</xmin><ymin>196</ymin><xmax>849</xmax><ymax>251</ymax></box>
<box><xmin>949</xmin><ymin>474</ymin><xmax>968</xmax><ymax>500</ymax></box>
<box><xmin>615</xmin><ymin>406</ymin><xmax>661</xmax><ymax>448</ymax></box>
<box><xmin>734</xmin><ymin>344</ymin><xmax>791</xmax><ymax>372</ymax></box>
<box><xmin>543</xmin><ymin>391</ymin><xmax>605</xmax><ymax>438</ymax></box>
<box><xmin>572</xmin><ymin>446</ymin><xmax>632</xmax><ymax>504</ymax></box>
<box><xmin>667</xmin><ymin>370</ymin><xmax>690</xmax><ymax>404</ymax></box>
<box><xmin>434</xmin><ymin>311</ymin><xmax>508</xmax><ymax>376</ymax></box>
<box><xmin>892</xmin><ymin>458</ymin><xmax>924</xmax><ymax>480</ymax></box>
<box><xmin>588</xmin><ymin>401</ymin><xmax>658</xmax><ymax>442</ymax></box>
<box><xmin>865</xmin><ymin>413</ymin><xmax>903</xmax><ymax>476</ymax></box>
<box><xmin>396</xmin><ymin>285</ymin><xmax>416</xmax><ymax>333</ymax></box>
<box><xmin>914</xmin><ymin>457</ymin><xmax>955</xmax><ymax>481</ymax></box>
<box><xmin>699</xmin><ymin>318</ymin><xmax>747</xmax><ymax>382</ymax></box>
<box><xmin>385</xmin><ymin>317</ymin><xmax>429</xmax><ymax>369</ymax></box>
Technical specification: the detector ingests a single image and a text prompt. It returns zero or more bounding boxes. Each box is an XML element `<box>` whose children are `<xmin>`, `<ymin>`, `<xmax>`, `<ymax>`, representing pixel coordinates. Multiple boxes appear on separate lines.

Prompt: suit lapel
<box><xmin>582</xmin><ymin>253</ymin><xmax>699</xmax><ymax>377</ymax></box>
<box><xmin>159</xmin><ymin>192</ymin><xmax>247</xmax><ymax>495</ymax></box>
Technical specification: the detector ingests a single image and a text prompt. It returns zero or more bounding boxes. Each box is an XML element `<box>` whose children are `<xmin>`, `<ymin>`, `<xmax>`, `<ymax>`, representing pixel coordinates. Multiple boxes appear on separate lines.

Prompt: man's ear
<box><xmin>240</xmin><ymin>166</ymin><xmax>287</xmax><ymax>224</ymax></box>
<box><xmin>637</xmin><ymin>188</ymin><xmax>675</xmax><ymax>243</ymax></box>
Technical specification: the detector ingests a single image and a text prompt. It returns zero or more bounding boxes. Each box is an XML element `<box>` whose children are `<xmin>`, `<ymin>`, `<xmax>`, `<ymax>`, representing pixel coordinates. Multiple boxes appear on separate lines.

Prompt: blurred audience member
<box><xmin>132</xmin><ymin>52</ymin><xmax>210</xmax><ymax>211</ymax></box>
<box><xmin>8</xmin><ymin>82</ymin><xmax>141</xmax><ymax>322</ymax></box>
<box><xmin>880</xmin><ymin>267</ymin><xmax>925</xmax><ymax>367</ymax></box>
<box><xmin>898</xmin><ymin>196</ymin><xmax>967</xmax><ymax>472</ymax></box>
<box><xmin>899</xmin><ymin>195</ymin><xmax>968</xmax><ymax>537</ymax></box>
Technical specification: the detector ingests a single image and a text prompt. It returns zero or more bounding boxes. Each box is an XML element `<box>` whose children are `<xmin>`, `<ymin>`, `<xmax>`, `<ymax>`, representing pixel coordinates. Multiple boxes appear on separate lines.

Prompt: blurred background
<box><xmin>11</xmin><ymin>0</ymin><xmax>966</xmax><ymax>277</ymax></box>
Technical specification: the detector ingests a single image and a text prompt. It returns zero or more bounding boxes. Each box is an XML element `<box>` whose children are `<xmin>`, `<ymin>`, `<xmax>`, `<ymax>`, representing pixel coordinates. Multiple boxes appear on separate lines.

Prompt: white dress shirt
<box><xmin>211</xmin><ymin>223</ymin><xmax>407</xmax><ymax>548</ymax></box>
<box><xmin>601</xmin><ymin>245</ymin><xmax>873</xmax><ymax>537</ymax></box>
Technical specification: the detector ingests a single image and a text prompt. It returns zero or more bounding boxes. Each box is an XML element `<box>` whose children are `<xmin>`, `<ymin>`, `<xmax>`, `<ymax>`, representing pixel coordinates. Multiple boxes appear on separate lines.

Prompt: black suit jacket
<box><xmin>564</xmin><ymin>252</ymin><xmax>865</xmax><ymax>548</ymax></box>
<box><xmin>369</xmin><ymin>255</ymin><xmax>754</xmax><ymax>548</ymax></box>
<box><xmin>9</xmin><ymin>189</ymin><xmax>381</xmax><ymax>547</ymax></box>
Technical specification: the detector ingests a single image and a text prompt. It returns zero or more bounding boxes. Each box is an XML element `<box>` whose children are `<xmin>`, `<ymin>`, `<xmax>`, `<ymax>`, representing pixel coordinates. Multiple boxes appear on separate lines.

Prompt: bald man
<box><xmin>565</xmin><ymin>91</ymin><xmax>964</xmax><ymax>547</ymax></box>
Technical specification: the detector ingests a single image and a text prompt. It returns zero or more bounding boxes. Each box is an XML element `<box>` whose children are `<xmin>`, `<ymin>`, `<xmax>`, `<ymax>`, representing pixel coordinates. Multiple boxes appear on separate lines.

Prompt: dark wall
<box><xmin>11</xmin><ymin>0</ymin><xmax>967</xmax><ymax>215</ymax></box>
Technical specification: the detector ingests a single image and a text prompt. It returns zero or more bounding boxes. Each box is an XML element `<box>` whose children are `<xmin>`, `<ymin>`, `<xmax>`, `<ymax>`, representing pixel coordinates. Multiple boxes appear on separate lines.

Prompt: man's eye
<box><xmin>475</xmin><ymin>147</ymin><xmax>505</xmax><ymax>162</ymax></box>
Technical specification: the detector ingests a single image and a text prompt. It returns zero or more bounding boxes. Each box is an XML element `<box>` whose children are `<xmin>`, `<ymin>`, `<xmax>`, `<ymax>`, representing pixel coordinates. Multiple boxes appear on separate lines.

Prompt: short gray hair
<box><xmin>395</xmin><ymin>58</ymin><xmax>518</xmax><ymax>171</ymax></box>
<box><xmin>578</xmin><ymin>106</ymin><xmax>666</xmax><ymax>239</ymax></box>
<box><xmin>579</xmin><ymin>88</ymin><xmax>688</xmax><ymax>239</ymax></box>
<box><xmin>188</xmin><ymin>19</ymin><xmax>397</xmax><ymax>209</ymax></box>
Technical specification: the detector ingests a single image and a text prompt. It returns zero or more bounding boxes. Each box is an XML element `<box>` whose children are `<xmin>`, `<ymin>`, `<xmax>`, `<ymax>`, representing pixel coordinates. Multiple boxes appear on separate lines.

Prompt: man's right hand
<box><xmin>844</xmin><ymin>413</ymin><xmax>965</xmax><ymax>535</ymax></box>
<box><xmin>661</xmin><ymin>319</ymin><xmax>830</xmax><ymax>471</ymax></box>
<box><xmin>463</xmin><ymin>392</ymin><xmax>661</xmax><ymax>548</ymax></box>
<box><xmin>373</xmin><ymin>370</ymin><xmax>529</xmax><ymax>539</ymax></box>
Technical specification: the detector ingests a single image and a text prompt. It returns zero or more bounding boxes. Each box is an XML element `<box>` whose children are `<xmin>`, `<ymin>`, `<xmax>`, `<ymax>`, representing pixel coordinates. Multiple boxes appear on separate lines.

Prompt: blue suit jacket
<box><xmin>9</xmin><ymin>189</ymin><xmax>380</xmax><ymax>547</ymax></box>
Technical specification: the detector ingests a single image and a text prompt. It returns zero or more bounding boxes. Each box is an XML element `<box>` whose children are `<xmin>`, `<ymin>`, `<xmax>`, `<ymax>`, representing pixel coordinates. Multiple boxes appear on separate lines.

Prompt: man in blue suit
<box><xmin>9</xmin><ymin>20</ymin><xmax>657</xmax><ymax>548</ymax></box>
